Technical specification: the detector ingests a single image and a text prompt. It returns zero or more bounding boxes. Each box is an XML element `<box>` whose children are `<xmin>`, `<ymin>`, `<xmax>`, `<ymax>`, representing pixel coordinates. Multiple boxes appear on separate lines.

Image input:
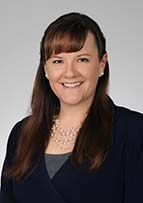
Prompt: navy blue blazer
<box><xmin>1</xmin><ymin>99</ymin><xmax>143</xmax><ymax>203</ymax></box>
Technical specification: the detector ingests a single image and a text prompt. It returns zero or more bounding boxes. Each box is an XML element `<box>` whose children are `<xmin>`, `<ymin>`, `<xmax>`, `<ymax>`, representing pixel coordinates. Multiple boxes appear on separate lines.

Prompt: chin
<box><xmin>61</xmin><ymin>98</ymin><xmax>82</xmax><ymax>106</ymax></box>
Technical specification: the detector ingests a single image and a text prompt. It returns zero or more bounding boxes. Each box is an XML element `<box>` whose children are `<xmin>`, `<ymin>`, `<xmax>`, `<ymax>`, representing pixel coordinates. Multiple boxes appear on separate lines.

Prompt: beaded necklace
<box><xmin>50</xmin><ymin>117</ymin><xmax>81</xmax><ymax>151</ymax></box>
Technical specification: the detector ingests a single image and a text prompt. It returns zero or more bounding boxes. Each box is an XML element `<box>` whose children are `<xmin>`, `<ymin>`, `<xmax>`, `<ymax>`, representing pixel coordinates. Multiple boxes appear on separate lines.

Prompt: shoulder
<box><xmin>113</xmin><ymin>104</ymin><xmax>143</xmax><ymax>189</ymax></box>
<box><xmin>8</xmin><ymin>116</ymin><xmax>29</xmax><ymax>141</ymax></box>
<box><xmin>114</xmin><ymin>104</ymin><xmax>143</xmax><ymax>132</ymax></box>
<box><xmin>110</xmin><ymin>100</ymin><xmax>143</xmax><ymax>147</ymax></box>
<box><xmin>6</xmin><ymin>116</ymin><xmax>30</xmax><ymax>157</ymax></box>
<box><xmin>109</xmin><ymin>97</ymin><xmax>143</xmax><ymax>132</ymax></box>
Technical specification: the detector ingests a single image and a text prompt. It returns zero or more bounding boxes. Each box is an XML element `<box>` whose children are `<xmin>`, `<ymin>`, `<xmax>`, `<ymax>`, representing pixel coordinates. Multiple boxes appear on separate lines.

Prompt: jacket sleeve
<box><xmin>124</xmin><ymin>113</ymin><xmax>143</xmax><ymax>203</ymax></box>
<box><xmin>0</xmin><ymin>120</ymin><xmax>24</xmax><ymax>202</ymax></box>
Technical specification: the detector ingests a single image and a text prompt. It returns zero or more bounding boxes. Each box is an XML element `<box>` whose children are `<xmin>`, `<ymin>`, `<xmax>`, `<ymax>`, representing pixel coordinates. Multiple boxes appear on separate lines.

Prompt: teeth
<box><xmin>63</xmin><ymin>82</ymin><xmax>82</xmax><ymax>88</ymax></box>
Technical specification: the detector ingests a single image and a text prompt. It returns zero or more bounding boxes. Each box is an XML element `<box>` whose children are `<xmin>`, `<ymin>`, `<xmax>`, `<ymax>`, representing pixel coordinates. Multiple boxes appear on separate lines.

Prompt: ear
<box><xmin>44</xmin><ymin>63</ymin><xmax>47</xmax><ymax>73</ymax></box>
<box><xmin>99</xmin><ymin>53</ymin><xmax>108</xmax><ymax>74</ymax></box>
<box><xmin>44</xmin><ymin>63</ymin><xmax>48</xmax><ymax>79</ymax></box>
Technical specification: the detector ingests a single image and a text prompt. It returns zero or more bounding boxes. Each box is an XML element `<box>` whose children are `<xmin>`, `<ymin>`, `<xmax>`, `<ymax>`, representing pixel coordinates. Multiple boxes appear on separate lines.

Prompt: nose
<box><xmin>64</xmin><ymin>61</ymin><xmax>77</xmax><ymax>78</ymax></box>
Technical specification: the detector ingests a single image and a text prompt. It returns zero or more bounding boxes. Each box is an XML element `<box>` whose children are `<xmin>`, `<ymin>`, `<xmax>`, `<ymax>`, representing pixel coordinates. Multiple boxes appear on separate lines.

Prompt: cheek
<box><xmin>85</xmin><ymin>67</ymin><xmax>99</xmax><ymax>82</ymax></box>
<box><xmin>47</xmin><ymin>70</ymin><xmax>62</xmax><ymax>93</ymax></box>
<box><xmin>85</xmin><ymin>69</ymin><xmax>100</xmax><ymax>91</ymax></box>
<box><xmin>47</xmin><ymin>69</ymin><xmax>61</xmax><ymax>81</ymax></box>
<box><xmin>48</xmin><ymin>79</ymin><xmax>61</xmax><ymax>98</ymax></box>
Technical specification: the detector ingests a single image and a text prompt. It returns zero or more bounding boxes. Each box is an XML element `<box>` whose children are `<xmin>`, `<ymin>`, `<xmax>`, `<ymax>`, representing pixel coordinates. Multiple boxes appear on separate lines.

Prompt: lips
<box><xmin>62</xmin><ymin>81</ymin><xmax>83</xmax><ymax>88</ymax></box>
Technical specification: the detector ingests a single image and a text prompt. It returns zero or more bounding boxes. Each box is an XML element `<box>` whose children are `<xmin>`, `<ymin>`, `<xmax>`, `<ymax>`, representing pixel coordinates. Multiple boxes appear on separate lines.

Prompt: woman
<box><xmin>0</xmin><ymin>12</ymin><xmax>143</xmax><ymax>203</ymax></box>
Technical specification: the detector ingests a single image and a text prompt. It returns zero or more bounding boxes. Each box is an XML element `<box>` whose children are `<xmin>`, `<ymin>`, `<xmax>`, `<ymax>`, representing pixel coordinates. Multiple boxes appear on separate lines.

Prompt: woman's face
<box><xmin>44</xmin><ymin>32</ymin><xmax>107</xmax><ymax>108</ymax></box>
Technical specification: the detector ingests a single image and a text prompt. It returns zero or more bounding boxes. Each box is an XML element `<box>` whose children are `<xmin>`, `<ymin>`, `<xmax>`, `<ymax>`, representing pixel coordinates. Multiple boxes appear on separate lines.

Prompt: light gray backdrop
<box><xmin>0</xmin><ymin>0</ymin><xmax>143</xmax><ymax>175</ymax></box>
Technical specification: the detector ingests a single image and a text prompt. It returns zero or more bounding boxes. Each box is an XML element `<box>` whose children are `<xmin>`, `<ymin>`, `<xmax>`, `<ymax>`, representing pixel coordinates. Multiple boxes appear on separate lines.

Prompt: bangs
<box><xmin>44</xmin><ymin>24</ymin><xmax>88</xmax><ymax>60</ymax></box>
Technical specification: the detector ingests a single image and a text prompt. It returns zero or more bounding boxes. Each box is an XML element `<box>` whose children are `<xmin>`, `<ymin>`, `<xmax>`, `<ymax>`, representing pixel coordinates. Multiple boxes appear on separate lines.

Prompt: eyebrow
<box><xmin>77</xmin><ymin>53</ymin><xmax>91</xmax><ymax>57</ymax></box>
<box><xmin>50</xmin><ymin>55</ymin><xmax>63</xmax><ymax>59</ymax></box>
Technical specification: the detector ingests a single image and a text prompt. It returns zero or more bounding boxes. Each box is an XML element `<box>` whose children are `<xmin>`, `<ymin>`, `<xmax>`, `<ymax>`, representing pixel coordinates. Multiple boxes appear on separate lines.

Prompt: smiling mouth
<box><xmin>62</xmin><ymin>81</ymin><xmax>83</xmax><ymax>88</ymax></box>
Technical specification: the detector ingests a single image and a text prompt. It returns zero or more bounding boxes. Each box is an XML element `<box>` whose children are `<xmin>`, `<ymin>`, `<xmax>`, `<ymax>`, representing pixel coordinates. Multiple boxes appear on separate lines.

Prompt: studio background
<box><xmin>0</xmin><ymin>0</ymin><xmax>143</xmax><ymax>177</ymax></box>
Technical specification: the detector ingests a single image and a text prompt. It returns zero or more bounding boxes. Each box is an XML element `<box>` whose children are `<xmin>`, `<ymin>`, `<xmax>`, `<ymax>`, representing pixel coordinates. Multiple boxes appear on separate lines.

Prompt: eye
<box><xmin>78</xmin><ymin>58</ymin><xmax>89</xmax><ymax>63</ymax></box>
<box><xmin>52</xmin><ymin>59</ymin><xmax>63</xmax><ymax>64</ymax></box>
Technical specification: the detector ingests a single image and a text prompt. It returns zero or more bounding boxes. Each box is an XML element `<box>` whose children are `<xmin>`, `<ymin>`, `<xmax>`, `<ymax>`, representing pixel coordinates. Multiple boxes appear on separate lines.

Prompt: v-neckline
<box><xmin>42</xmin><ymin>152</ymin><xmax>72</xmax><ymax>181</ymax></box>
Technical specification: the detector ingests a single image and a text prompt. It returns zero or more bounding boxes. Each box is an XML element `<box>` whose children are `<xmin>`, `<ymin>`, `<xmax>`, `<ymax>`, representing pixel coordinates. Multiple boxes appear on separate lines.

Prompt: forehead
<box><xmin>44</xmin><ymin>29</ymin><xmax>99</xmax><ymax>60</ymax></box>
<box><xmin>49</xmin><ymin>32</ymin><xmax>98</xmax><ymax>58</ymax></box>
<box><xmin>50</xmin><ymin>34</ymin><xmax>98</xmax><ymax>59</ymax></box>
<box><xmin>80</xmin><ymin>32</ymin><xmax>98</xmax><ymax>53</ymax></box>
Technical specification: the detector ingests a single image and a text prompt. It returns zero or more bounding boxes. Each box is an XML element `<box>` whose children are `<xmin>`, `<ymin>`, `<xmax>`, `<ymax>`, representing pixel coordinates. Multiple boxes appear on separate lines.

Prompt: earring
<box><xmin>99</xmin><ymin>72</ymin><xmax>104</xmax><ymax>77</ymax></box>
<box><xmin>45</xmin><ymin>73</ymin><xmax>48</xmax><ymax>79</ymax></box>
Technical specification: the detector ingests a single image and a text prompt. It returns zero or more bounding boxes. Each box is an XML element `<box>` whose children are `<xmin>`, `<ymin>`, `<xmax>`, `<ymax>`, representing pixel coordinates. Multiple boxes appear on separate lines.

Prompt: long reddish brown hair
<box><xmin>5</xmin><ymin>12</ymin><xmax>113</xmax><ymax>181</ymax></box>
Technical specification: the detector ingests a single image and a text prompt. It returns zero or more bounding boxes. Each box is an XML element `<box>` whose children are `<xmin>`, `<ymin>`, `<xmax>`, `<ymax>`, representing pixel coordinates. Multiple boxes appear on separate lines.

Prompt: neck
<box><xmin>58</xmin><ymin>102</ymin><xmax>91</xmax><ymax>129</ymax></box>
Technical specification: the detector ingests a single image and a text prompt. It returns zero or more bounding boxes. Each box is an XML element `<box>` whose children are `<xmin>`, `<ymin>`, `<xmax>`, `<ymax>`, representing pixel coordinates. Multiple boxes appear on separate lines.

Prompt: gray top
<box><xmin>44</xmin><ymin>152</ymin><xmax>72</xmax><ymax>179</ymax></box>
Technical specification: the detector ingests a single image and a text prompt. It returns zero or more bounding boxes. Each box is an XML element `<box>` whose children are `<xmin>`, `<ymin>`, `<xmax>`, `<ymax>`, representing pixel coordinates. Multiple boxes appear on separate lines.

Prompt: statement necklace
<box><xmin>50</xmin><ymin>117</ymin><xmax>81</xmax><ymax>151</ymax></box>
